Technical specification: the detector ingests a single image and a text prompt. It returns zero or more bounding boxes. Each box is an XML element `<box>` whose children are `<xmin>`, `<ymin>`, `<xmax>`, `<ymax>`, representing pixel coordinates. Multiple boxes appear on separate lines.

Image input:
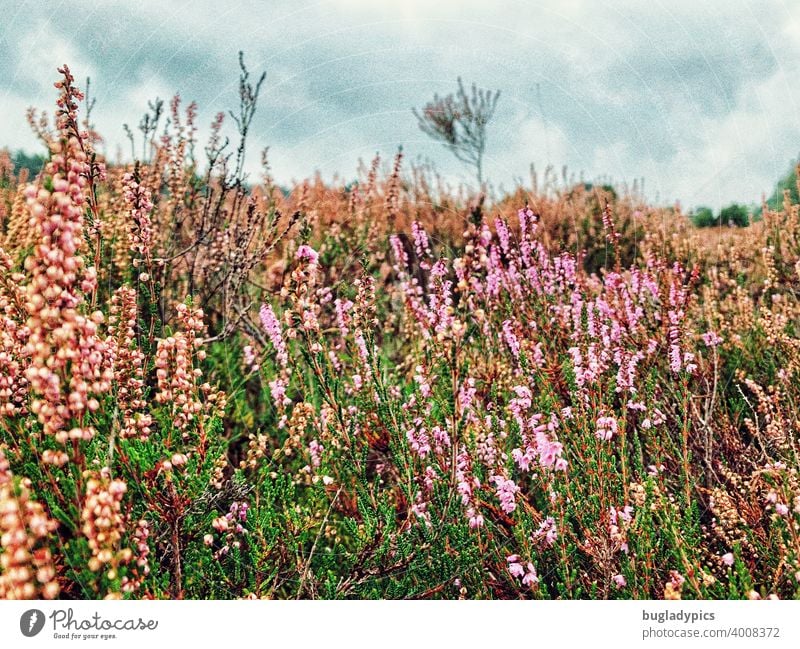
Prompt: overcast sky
<box><xmin>1</xmin><ymin>0</ymin><xmax>799</xmax><ymax>209</ymax></box>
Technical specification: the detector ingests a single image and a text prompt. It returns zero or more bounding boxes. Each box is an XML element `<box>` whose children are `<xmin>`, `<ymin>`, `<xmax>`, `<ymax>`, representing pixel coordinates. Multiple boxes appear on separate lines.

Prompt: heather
<box><xmin>1</xmin><ymin>65</ymin><xmax>800</xmax><ymax>600</ymax></box>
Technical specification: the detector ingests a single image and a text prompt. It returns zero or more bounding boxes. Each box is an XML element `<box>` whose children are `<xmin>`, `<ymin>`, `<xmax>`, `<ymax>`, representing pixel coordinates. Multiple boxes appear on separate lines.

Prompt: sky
<box><xmin>1</xmin><ymin>0</ymin><xmax>800</xmax><ymax>210</ymax></box>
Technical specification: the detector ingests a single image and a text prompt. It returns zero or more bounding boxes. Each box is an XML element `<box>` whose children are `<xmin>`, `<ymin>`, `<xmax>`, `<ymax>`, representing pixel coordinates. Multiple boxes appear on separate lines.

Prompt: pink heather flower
<box><xmin>302</xmin><ymin>309</ymin><xmax>319</xmax><ymax>332</ymax></box>
<box><xmin>495</xmin><ymin>217</ymin><xmax>511</xmax><ymax>255</ymax></box>
<box><xmin>411</xmin><ymin>221</ymin><xmax>431</xmax><ymax>260</ymax></box>
<box><xmin>522</xmin><ymin>563</ymin><xmax>539</xmax><ymax>587</ymax></box>
<box><xmin>243</xmin><ymin>345</ymin><xmax>259</xmax><ymax>372</ymax></box>
<box><xmin>309</xmin><ymin>440</ymin><xmax>323</xmax><ymax>468</ymax></box>
<box><xmin>432</xmin><ymin>426</ymin><xmax>451</xmax><ymax>450</ymax></box>
<box><xmin>389</xmin><ymin>234</ymin><xmax>409</xmax><ymax>270</ymax></box>
<box><xmin>507</xmin><ymin>556</ymin><xmax>524</xmax><ymax>578</ymax></box>
<box><xmin>612</xmin><ymin>574</ymin><xmax>626</xmax><ymax>589</ymax></box>
<box><xmin>512</xmin><ymin>447</ymin><xmax>534</xmax><ymax>472</ymax></box>
<box><xmin>355</xmin><ymin>332</ymin><xmax>370</xmax><ymax>364</ymax></box>
<box><xmin>259</xmin><ymin>304</ymin><xmax>288</xmax><ymax>368</ymax></box>
<box><xmin>422</xmin><ymin>466</ymin><xmax>436</xmax><ymax>493</ymax></box>
<box><xmin>536</xmin><ymin>431</ymin><xmax>566</xmax><ymax>470</ymax></box>
<box><xmin>457</xmin><ymin>377</ymin><xmax>477</xmax><ymax>418</ymax></box>
<box><xmin>518</xmin><ymin>206</ymin><xmax>537</xmax><ymax>236</ymax></box>
<box><xmin>776</xmin><ymin>503</ymin><xmax>789</xmax><ymax>516</ymax></box>
<box><xmin>533</xmin><ymin>516</ymin><xmax>558</xmax><ymax>547</ymax></box>
<box><xmin>123</xmin><ymin>172</ymin><xmax>154</xmax><ymax>259</ymax></box>
<box><xmin>334</xmin><ymin>298</ymin><xmax>354</xmax><ymax>338</ymax></box>
<box><xmin>492</xmin><ymin>475</ymin><xmax>520</xmax><ymax>514</ymax></box>
<box><xmin>502</xmin><ymin>319</ymin><xmax>521</xmax><ymax>359</ymax></box>
<box><xmin>669</xmin><ymin>343</ymin><xmax>682</xmax><ymax>374</ymax></box>
<box><xmin>701</xmin><ymin>331</ymin><xmax>723</xmax><ymax>347</ymax></box>
<box><xmin>406</xmin><ymin>425</ymin><xmax>431</xmax><ymax>459</ymax></box>
<box><xmin>411</xmin><ymin>500</ymin><xmax>431</xmax><ymax>526</ymax></box>
<box><xmin>669</xmin><ymin>571</ymin><xmax>685</xmax><ymax>588</ymax></box>
<box><xmin>268</xmin><ymin>377</ymin><xmax>291</xmax><ymax>408</ymax></box>
<box><xmin>722</xmin><ymin>553</ymin><xmax>734</xmax><ymax>567</ymax></box>
<box><xmin>232</xmin><ymin>501</ymin><xmax>249</xmax><ymax>522</ymax></box>
<box><xmin>467</xmin><ymin>507</ymin><xmax>484</xmax><ymax>529</ymax></box>
<box><xmin>596</xmin><ymin>415</ymin><xmax>618</xmax><ymax>441</ymax></box>
<box><xmin>531</xmin><ymin>342</ymin><xmax>545</xmax><ymax>367</ymax></box>
<box><xmin>295</xmin><ymin>244</ymin><xmax>319</xmax><ymax>264</ymax></box>
<box><xmin>413</xmin><ymin>365</ymin><xmax>432</xmax><ymax>398</ymax></box>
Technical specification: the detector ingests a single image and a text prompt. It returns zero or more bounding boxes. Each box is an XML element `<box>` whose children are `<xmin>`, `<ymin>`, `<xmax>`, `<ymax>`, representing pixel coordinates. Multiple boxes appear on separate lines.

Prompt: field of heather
<box><xmin>1</xmin><ymin>63</ymin><xmax>800</xmax><ymax>603</ymax></box>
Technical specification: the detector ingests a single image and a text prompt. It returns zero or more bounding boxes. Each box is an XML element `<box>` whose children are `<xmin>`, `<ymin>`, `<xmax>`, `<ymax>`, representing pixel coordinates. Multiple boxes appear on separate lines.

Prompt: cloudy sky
<box><xmin>1</xmin><ymin>0</ymin><xmax>799</xmax><ymax>209</ymax></box>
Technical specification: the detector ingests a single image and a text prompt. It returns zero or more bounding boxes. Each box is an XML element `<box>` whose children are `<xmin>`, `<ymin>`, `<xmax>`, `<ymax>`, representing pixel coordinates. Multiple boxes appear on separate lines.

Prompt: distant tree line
<box><xmin>691</xmin><ymin>203</ymin><xmax>750</xmax><ymax>228</ymax></box>
<box><xmin>8</xmin><ymin>150</ymin><xmax>47</xmax><ymax>178</ymax></box>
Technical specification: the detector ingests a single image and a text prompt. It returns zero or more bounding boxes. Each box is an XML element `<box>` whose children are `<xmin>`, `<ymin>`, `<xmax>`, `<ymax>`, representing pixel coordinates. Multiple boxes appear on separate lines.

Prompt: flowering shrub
<box><xmin>1</xmin><ymin>64</ymin><xmax>800</xmax><ymax>600</ymax></box>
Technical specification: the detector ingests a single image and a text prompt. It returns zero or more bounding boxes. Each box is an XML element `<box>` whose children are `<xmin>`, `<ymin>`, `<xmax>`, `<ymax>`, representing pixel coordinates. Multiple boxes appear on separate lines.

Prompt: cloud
<box><xmin>1</xmin><ymin>0</ymin><xmax>799</xmax><ymax>209</ymax></box>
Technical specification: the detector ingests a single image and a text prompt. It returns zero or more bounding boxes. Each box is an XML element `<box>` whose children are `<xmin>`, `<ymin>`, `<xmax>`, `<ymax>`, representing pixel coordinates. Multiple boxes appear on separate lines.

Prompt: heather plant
<box><xmin>1</xmin><ymin>63</ymin><xmax>800</xmax><ymax>601</ymax></box>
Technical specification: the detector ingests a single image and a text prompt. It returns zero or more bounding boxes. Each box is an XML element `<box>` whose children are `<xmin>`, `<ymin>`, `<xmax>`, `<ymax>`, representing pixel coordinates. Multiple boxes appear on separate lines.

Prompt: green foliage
<box><xmin>763</xmin><ymin>161</ymin><xmax>800</xmax><ymax>212</ymax></box>
<box><xmin>719</xmin><ymin>203</ymin><xmax>749</xmax><ymax>227</ymax></box>
<box><xmin>11</xmin><ymin>150</ymin><xmax>47</xmax><ymax>178</ymax></box>
<box><xmin>692</xmin><ymin>206</ymin><xmax>716</xmax><ymax>228</ymax></box>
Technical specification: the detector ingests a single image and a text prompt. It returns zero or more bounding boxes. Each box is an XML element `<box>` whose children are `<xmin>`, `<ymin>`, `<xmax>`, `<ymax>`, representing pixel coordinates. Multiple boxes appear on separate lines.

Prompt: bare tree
<box><xmin>413</xmin><ymin>78</ymin><xmax>500</xmax><ymax>186</ymax></box>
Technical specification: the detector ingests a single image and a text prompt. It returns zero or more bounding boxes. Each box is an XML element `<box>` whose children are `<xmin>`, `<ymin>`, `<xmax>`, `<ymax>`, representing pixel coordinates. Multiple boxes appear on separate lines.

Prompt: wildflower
<box><xmin>701</xmin><ymin>331</ymin><xmax>723</xmax><ymax>347</ymax></box>
<box><xmin>268</xmin><ymin>377</ymin><xmax>291</xmax><ymax>408</ymax></box>
<box><xmin>491</xmin><ymin>475</ymin><xmax>519</xmax><ymax>514</ymax></box>
<box><xmin>612</xmin><ymin>574</ymin><xmax>626</xmax><ymax>589</ymax></box>
<box><xmin>467</xmin><ymin>507</ymin><xmax>484</xmax><ymax>529</ymax></box>
<box><xmin>22</xmin><ymin>107</ymin><xmax>112</xmax><ymax>448</ymax></box>
<box><xmin>295</xmin><ymin>244</ymin><xmax>319</xmax><ymax>265</ymax></box>
<box><xmin>309</xmin><ymin>440</ymin><xmax>323</xmax><ymax>468</ymax></box>
<box><xmin>522</xmin><ymin>563</ymin><xmax>539</xmax><ymax>587</ymax></box>
<box><xmin>81</xmin><ymin>470</ymin><xmax>131</xmax><ymax>587</ymax></box>
<box><xmin>0</xmin><ymin>450</ymin><xmax>59</xmax><ymax>599</ymax></box>
<box><xmin>721</xmin><ymin>553</ymin><xmax>734</xmax><ymax>567</ymax></box>
<box><xmin>406</xmin><ymin>425</ymin><xmax>431</xmax><ymax>459</ymax></box>
<box><xmin>123</xmin><ymin>172</ymin><xmax>153</xmax><ymax>260</ymax></box>
<box><xmin>108</xmin><ymin>286</ymin><xmax>152</xmax><ymax>440</ymax></box>
<box><xmin>242</xmin><ymin>345</ymin><xmax>259</xmax><ymax>372</ymax></box>
<box><xmin>533</xmin><ymin>516</ymin><xmax>558</xmax><ymax>547</ymax></box>
<box><xmin>259</xmin><ymin>304</ymin><xmax>289</xmax><ymax>368</ymax></box>
<box><xmin>411</xmin><ymin>221</ymin><xmax>431</xmax><ymax>262</ymax></box>
<box><xmin>411</xmin><ymin>497</ymin><xmax>431</xmax><ymax>527</ymax></box>
<box><xmin>507</xmin><ymin>555</ymin><xmax>524</xmax><ymax>578</ymax></box>
<box><xmin>502</xmin><ymin>319</ymin><xmax>521</xmax><ymax>359</ymax></box>
<box><xmin>121</xmin><ymin>519</ymin><xmax>151</xmax><ymax>593</ymax></box>
<box><xmin>596</xmin><ymin>415</ymin><xmax>618</xmax><ymax>441</ymax></box>
<box><xmin>153</xmin><ymin>304</ymin><xmax>222</xmax><ymax>437</ymax></box>
<box><xmin>171</xmin><ymin>453</ymin><xmax>188</xmax><ymax>467</ymax></box>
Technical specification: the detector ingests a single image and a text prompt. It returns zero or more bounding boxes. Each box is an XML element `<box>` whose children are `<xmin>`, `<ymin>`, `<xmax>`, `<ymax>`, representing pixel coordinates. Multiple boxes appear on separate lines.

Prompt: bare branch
<box><xmin>413</xmin><ymin>78</ymin><xmax>500</xmax><ymax>186</ymax></box>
